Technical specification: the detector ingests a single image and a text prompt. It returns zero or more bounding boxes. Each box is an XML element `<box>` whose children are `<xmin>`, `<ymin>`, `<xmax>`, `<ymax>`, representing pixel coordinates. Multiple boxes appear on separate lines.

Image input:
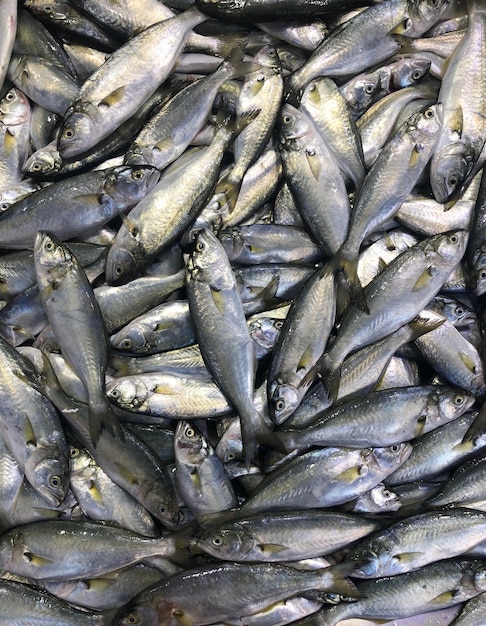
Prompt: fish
<box><xmin>34</xmin><ymin>231</ymin><xmax>123</xmax><ymax>444</ymax></box>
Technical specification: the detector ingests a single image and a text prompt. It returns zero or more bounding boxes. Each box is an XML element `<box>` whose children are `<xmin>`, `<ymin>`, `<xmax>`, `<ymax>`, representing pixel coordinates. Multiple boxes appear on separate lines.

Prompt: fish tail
<box><xmin>88</xmin><ymin>396</ymin><xmax>125</xmax><ymax>446</ymax></box>
<box><xmin>220</xmin><ymin>38</ymin><xmax>259</xmax><ymax>80</ymax></box>
<box><xmin>215</xmin><ymin>172</ymin><xmax>243</xmax><ymax>214</ymax></box>
<box><xmin>214</xmin><ymin>33</ymin><xmax>248</xmax><ymax>59</ymax></box>
<box><xmin>240</xmin><ymin>410</ymin><xmax>286</xmax><ymax>469</ymax></box>
<box><xmin>321</xmin><ymin>562</ymin><xmax>364</xmax><ymax>600</ymax></box>
<box><xmin>331</xmin><ymin>248</ymin><xmax>369</xmax><ymax>314</ymax></box>
<box><xmin>319</xmin><ymin>353</ymin><xmax>342</xmax><ymax>405</ymax></box>
<box><xmin>462</xmin><ymin>401</ymin><xmax>486</xmax><ymax>445</ymax></box>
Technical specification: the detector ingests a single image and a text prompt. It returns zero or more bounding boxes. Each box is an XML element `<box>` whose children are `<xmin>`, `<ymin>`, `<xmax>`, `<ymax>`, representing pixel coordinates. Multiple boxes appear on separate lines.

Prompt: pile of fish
<box><xmin>2</xmin><ymin>0</ymin><xmax>486</xmax><ymax>624</ymax></box>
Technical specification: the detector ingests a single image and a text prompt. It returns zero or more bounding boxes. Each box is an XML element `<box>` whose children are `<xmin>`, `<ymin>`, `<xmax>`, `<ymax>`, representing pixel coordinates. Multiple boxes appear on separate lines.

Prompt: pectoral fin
<box><xmin>153</xmin><ymin>384</ymin><xmax>178</xmax><ymax>395</ymax></box>
<box><xmin>172</xmin><ymin>608</ymin><xmax>194</xmax><ymax>626</ymax></box>
<box><xmin>297</xmin><ymin>344</ymin><xmax>316</xmax><ymax>373</ymax></box>
<box><xmin>257</xmin><ymin>543</ymin><xmax>288</xmax><ymax>555</ymax></box>
<box><xmin>210</xmin><ymin>285</ymin><xmax>227</xmax><ymax>316</ymax></box>
<box><xmin>414</xmin><ymin>414</ymin><xmax>427</xmax><ymax>438</ymax></box>
<box><xmin>98</xmin><ymin>85</ymin><xmax>128</xmax><ymax>108</ymax></box>
<box><xmin>393</xmin><ymin>551</ymin><xmax>424</xmax><ymax>563</ymax></box>
<box><xmin>114</xmin><ymin>462</ymin><xmax>140</xmax><ymax>486</ymax></box>
<box><xmin>23</xmin><ymin>414</ymin><xmax>37</xmax><ymax>449</ymax></box>
<box><xmin>459</xmin><ymin>351</ymin><xmax>477</xmax><ymax>374</ymax></box>
<box><xmin>88</xmin><ymin>479</ymin><xmax>103</xmax><ymax>503</ymax></box>
<box><xmin>449</xmin><ymin>107</ymin><xmax>463</xmax><ymax>137</ymax></box>
<box><xmin>412</xmin><ymin>267</ymin><xmax>436</xmax><ymax>292</ymax></box>
<box><xmin>24</xmin><ymin>551</ymin><xmax>54</xmax><ymax>567</ymax></box>
<box><xmin>305</xmin><ymin>149</ymin><xmax>321</xmax><ymax>180</ymax></box>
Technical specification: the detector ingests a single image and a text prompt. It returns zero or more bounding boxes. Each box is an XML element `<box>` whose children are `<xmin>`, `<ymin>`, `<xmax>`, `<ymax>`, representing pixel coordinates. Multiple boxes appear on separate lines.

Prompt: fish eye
<box><xmin>226</xmin><ymin>452</ymin><xmax>235</xmax><ymax>461</ymax></box>
<box><xmin>120</xmin><ymin>339</ymin><xmax>132</xmax><ymax>350</ymax></box>
<box><xmin>114</xmin><ymin>265</ymin><xmax>124</xmax><ymax>276</ymax></box>
<box><xmin>361</xmin><ymin>448</ymin><xmax>372</xmax><ymax>458</ymax></box>
<box><xmin>44</xmin><ymin>240</ymin><xmax>56</xmax><ymax>251</ymax></box>
<box><xmin>158</xmin><ymin>504</ymin><xmax>167</xmax><ymax>516</ymax></box>
<box><xmin>44</xmin><ymin>5</ymin><xmax>54</xmax><ymax>13</ymax></box>
<box><xmin>69</xmin><ymin>447</ymin><xmax>80</xmax><ymax>458</ymax></box>
<box><xmin>32</xmin><ymin>162</ymin><xmax>43</xmax><ymax>172</ymax></box>
<box><xmin>412</xmin><ymin>70</ymin><xmax>422</xmax><ymax>81</ymax></box>
<box><xmin>282</xmin><ymin>114</ymin><xmax>293</xmax><ymax>124</ymax></box>
<box><xmin>480</xmin><ymin>270</ymin><xmax>486</xmax><ymax>280</ymax></box>
<box><xmin>268</xmin><ymin>48</ymin><xmax>276</xmax><ymax>57</ymax></box>
<box><xmin>364</xmin><ymin>84</ymin><xmax>375</xmax><ymax>95</ymax></box>
<box><xmin>0</xmin><ymin>202</ymin><xmax>9</xmax><ymax>211</ymax></box>
<box><xmin>185</xmin><ymin>426</ymin><xmax>195</xmax><ymax>438</ymax></box>
<box><xmin>63</xmin><ymin>127</ymin><xmax>75</xmax><ymax>139</ymax></box>
<box><xmin>131</xmin><ymin>169</ymin><xmax>144</xmax><ymax>180</ymax></box>
<box><xmin>212</xmin><ymin>535</ymin><xmax>223</xmax><ymax>546</ymax></box>
<box><xmin>390</xmin><ymin>445</ymin><xmax>400</xmax><ymax>452</ymax></box>
<box><xmin>49</xmin><ymin>475</ymin><xmax>62</xmax><ymax>488</ymax></box>
<box><xmin>455</xmin><ymin>307</ymin><xmax>464</xmax><ymax>315</ymax></box>
<box><xmin>274</xmin><ymin>320</ymin><xmax>284</xmax><ymax>330</ymax></box>
<box><xmin>454</xmin><ymin>394</ymin><xmax>465</xmax><ymax>405</ymax></box>
<box><xmin>448</xmin><ymin>175</ymin><xmax>459</xmax><ymax>187</ymax></box>
<box><xmin>5</xmin><ymin>91</ymin><xmax>15</xmax><ymax>102</ymax></box>
<box><xmin>125</xmin><ymin>615</ymin><xmax>139</xmax><ymax>624</ymax></box>
<box><xmin>424</xmin><ymin>108</ymin><xmax>435</xmax><ymax>118</ymax></box>
<box><xmin>275</xmin><ymin>398</ymin><xmax>285</xmax><ymax>412</ymax></box>
<box><xmin>449</xmin><ymin>234</ymin><xmax>459</xmax><ymax>244</ymax></box>
<box><xmin>195</xmin><ymin>240</ymin><xmax>205</xmax><ymax>253</ymax></box>
<box><xmin>383</xmin><ymin>489</ymin><xmax>392</xmax><ymax>498</ymax></box>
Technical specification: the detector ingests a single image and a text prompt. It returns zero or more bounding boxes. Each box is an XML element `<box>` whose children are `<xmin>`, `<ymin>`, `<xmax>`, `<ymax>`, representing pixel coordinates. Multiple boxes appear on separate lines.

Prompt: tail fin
<box><xmin>88</xmin><ymin>395</ymin><xmax>125</xmax><ymax>446</ymax></box>
<box><xmin>331</xmin><ymin>248</ymin><xmax>369</xmax><ymax>314</ymax></box>
<box><xmin>240</xmin><ymin>409</ymin><xmax>286</xmax><ymax>469</ymax></box>
<box><xmin>321</xmin><ymin>561</ymin><xmax>365</xmax><ymax>600</ymax></box>
<box><xmin>462</xmin><ymin>401</ymin><xmax>486</xmax><ymax>445</ymax></box>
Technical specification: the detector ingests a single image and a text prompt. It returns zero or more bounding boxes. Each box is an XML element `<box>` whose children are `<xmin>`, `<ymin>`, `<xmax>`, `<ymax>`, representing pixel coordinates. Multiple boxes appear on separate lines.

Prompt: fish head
<box><xmin>215</xmin><ymin>427</ymin><xmax>243</xmax><ymax>463</ymax></box>
<box><xmin>189</xmin><ymin>228</ymin><xmax>232</xmax><ymax>288</ymax></box>
<box><xmin>249</xmin><ymin>317</ymin><xmax>283</xmax><ymax>353</ymax></box>
<box><xmin>268</xmin><ymin>382</ymin><xmax>300</xmax><ymax>424</ymax></box>
<box><xmin>471</xmin><ymin>246</ymin><xmax>486</xmax><ymax>297</ymax></box>
<box><xmin>279</xmin><ymin>104</ymin><xmax>313</xmax><ymax>145</ymax></box>
<box><xmin>110</xmin><ymin>327</ymin><xmax>146</xmax><ymax>352</ymax></box>
<box><xmin>124</xmin><ymin>145</ymin><xmax>158</xmax><ymax>167</ymax></box>
<box><xmin>428</xmin><ymin>229</ymin><xmax>468</xmax><ymax>264</ymax></box>
<box><xmin>22</xmin><ymin>147</ymin><xmax>62</xmax><ymax>177</ymax></box>
<box><xmin>105</xmin><ymin>165</ymin><xmax>160</xmax><ymax>207</ymax></box>
<box><xmin>175</xmin><ymin>421</ymin><xmax>207</xmax><ymax>462</ymax></box>
<box><xmin>197</xmin><ymin>526</ymin><xmax>255</xmax><ymax>560</ymax></box>
<box><xmin>402</xmin><ymin>0</ymin><xmax>455</xmax><ymax>37</ymax></box>
<box><xmin>354</xmin><ymin>484</ymin><xmax>402</xmax><ymax>513</ymax></box>
<box><xmin>145</xmin><ymin>486</ymin><xmax>179</xmax><ymax>529</ymax></box>
<box><xmin>430</xmin><ymin>143</ymin><xmax>475</xmax><ymax>203</ymax></box>
<box><xmin>392</xmin><ymin>58</ymin><xmax>431</xmax><ymax>89</ymax></box>
<box><xmin>106</xmin><ymin>244</ymin><xmax>143</xmax><ymax>285</ymax></box>
<box><xmin>106</xmin><ymin>378</ymin><xmax>149</xmax><ymax>411</ymax></box>
<box><xmin>341</xmin><ymin>75</ymin><xmax>381</xmax><ymax>114</ymax></box>
<box><xmin>34</xmin><ymin>231</ymin><xmax>72</xmax><ymax>283</ymax></box>
<box><xmin>68</xmin><ymin>444</ymin><xmax>93</xmax><ymax>475</ymax></box>
<box><xmin>29</xmin><ymin>451</ymin><xmax>69</xmax><ymax>507</ymax></box>
<box><xmin>472</xmin><ymin>563</ymin><xmax>486</xmax><ymax>593</ymax></box>
<box><xmin>0</xmin><ymin>87</ymin><xmax>30</xmax><ymax>125</ymax></box>
<box><xmin>58</xmin><ymin>111</ymin><xmax>96</xmax><ymax>159</ymax></box>
<box><xmin>348</xmin><ymin>545</ymin><xmax>383</xmax><ymax>578</ymax></box>
<box><xmin>253</xmin><ymin>45</ymin><xmax>282</xmax><ymax>73</ymax></box>
<box><xmin>435</xmin><ymin>389</ymin><xmax>476</xmax><ymax>424</ymax></box>
<box><xmin>219</xmin><ymin>227</ymin><xmax>246</xmax><ymax>259</ymax></box>
<box><xmin>115</xmin><ymin>596</ymin><xmax>169</xmax><ymax>626</ymax></box>
<box><xmin>410</xmin><ymin>103</ymin><xmax>442</xmax><ymax>141</ymax></box>
<box><xmin>371</xmin><ymin>443</ymin><xmax>413</xmax><ymax>473</ymax></box>
<box><xmin>432</xmin><ymin>295</ymin><xmax>476</xmax><ymax>327</ymax></box>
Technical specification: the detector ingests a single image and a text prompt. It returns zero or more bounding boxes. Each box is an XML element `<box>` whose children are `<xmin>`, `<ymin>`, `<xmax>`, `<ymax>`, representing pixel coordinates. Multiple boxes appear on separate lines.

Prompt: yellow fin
<box><xmin>335</xmin><ymin>466</ymin><xmax>362</xmax><ymax>483</ymax></box>
<box><xmin>172</xmin><ymin>609</ymin><xmax>194</xmax><ymax>626</ymax></box>
<box><xmin>24</xmin><ymin>551</ymin><xmax>54</xmax><ymax>567</ymax></box>
<box><xmin>114</xmin><ymin>462</ymin><xmax>139</xmax><ymax>486</ymax></box>
<box><xmin>210</xmin><ymin>285</ymin><xmax>227</xmax><ymax>316</ymax></box>
<box><xmin>412</xmin><ymin>267</ymin><xmax>435</xmax><ymax>292</ymax></box>
<box><xmin>98</xmin><ymin>85</ymin><xmax>127</xmax><ymax>107</ymax></box>
<box><xmin>459</xmin><ymin>351</ymin><xmax>477</xmax><ymax>374</ymax></box>
<box><xmin>449</xmin><ymin>107</ymin><xmax>463</xmax><ymax>137</ymax></box>
<box><xmin>4</xmin><ymin>128</ymin><xmax>16</xmax><ymax>154</ymax></box>
<box><xmin>85</xmin><ymin>577</ymin><xmax>117</xmax><ymax>591</ymax></box>
<box><xmin>153</xmin><ymin>384</ymin><xmax>178</xmax><ymax>395</ymax></box>
<box><xmin>23</xmin><ymin>415</ymin><xmax>37</xmax><ymax>449</ymax></box>
<box><xmin>154</xmin><ymin>138</ymin><xmax>172</xmax><ymax>152</ymax></box>
<box><xmin>258</xmin><ymin>543</ymin><xmax>288</xmax><ymax>555</ymax></box>
<box><xmin>409</xmin><ymin>144</ymin><xmax>422</xmax><ymax>168</ymax></box>
<box><xmin>250</xmin><ymin>78</ymin><xmax>265</xmax><ymax>97</ymax></box>
<box><xmin>155</xmin><ymin>322</ymin><xmax>173</xmax><ymax>332</ymax></box>
<box><xmin>88</xmin><ymin>479</ymin><xmax>103</xmax><ymax>503</ymax></box>
<box><xmin>297</xmin><ymin>344</ymin><xmax>316</xmax><ymax>372</ymax></box>
<box><xmin>190</xmin><ymin>467</ymin><xmax>201</xmax><ymax>491</ymax></box>
<box><xmin>390</xmin><ymin>20</ymin><xmax>408</xmax><ymax>35</ymax></box>
<box><xmin>305</xmin><ymin>149</ymin><xmax>321</xmax><ymax>180</ymax></box>
<box><xmin>247</xmin><ymin>244</ymin><xmax>266</xmax><ymax>255</ymax></box>
<box><xmin>393</xmin><ymin>551</ymin><xmax>423</xmax><ymax>563</ymax></box>
<box><xmin>427</xmin><ymin>590</ymin><xmax>456</xmax><ymax>605</ymax></box>
<box><xmin>414</xmin><ymin>415</ymin><xmax>427</xmax><ymax>438</ymax></box>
